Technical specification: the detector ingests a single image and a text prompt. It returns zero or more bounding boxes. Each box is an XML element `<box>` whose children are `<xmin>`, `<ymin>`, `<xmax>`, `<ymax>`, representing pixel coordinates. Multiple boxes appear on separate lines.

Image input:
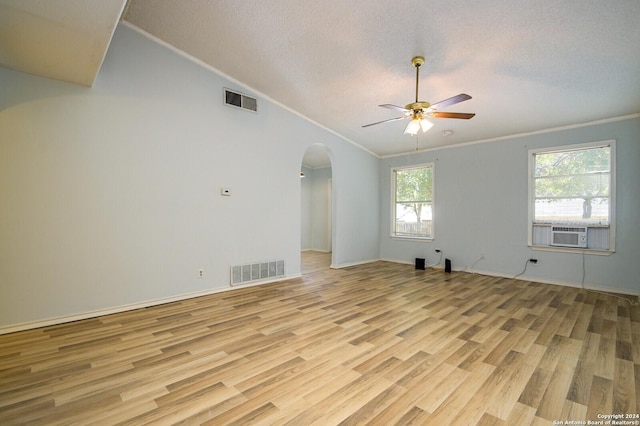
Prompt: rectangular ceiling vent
<box><xmin>224</xmin><ymin>88</ymin><xmax>258</xmax><ymax>112</ymax></box>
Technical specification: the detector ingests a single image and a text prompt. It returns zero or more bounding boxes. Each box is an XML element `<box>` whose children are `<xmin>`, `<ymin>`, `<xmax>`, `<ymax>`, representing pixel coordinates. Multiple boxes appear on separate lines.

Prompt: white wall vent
<box><xmin>224</xmin><ymin>88</ymin><xmax>258</xmax><ymax>112</ymax></box>
<box><xmin>231</xmin><ymin>260</ymin><xmax>284</xmax><ymax>286</ymax></box>
<box><xmin>551</xmin><ymin>226</ymin><xmax>587</xmax><ymax>248</ymax></box>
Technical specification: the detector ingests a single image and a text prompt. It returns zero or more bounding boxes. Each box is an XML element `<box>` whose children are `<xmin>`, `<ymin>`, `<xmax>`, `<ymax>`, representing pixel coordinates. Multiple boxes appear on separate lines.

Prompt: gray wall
<box><xmin>379</xmin><ymin>117</ymin><xmax>640</xmax><ymax>295</ymax></box>
<box><xmin>0</xmin><ymin>24</ymin><xmax>380</xmax><ymax>330</ymax></box>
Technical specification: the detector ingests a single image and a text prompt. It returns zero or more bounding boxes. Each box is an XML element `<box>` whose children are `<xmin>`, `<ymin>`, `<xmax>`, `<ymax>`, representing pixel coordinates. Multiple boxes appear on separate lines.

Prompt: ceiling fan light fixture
<box><xmin>420</xmin><ymin>118</ymin><xmax>434</xmax><ymax>132</ymax></box>
<box><xmin>404</xmin><ymin>118</ymin><xmax>421</xmax><ymax>135</ymax></box>
<box><xmin>404</xmin><ymin>117</ymin><xmax>433</xmax><ymax>135</ymax></box>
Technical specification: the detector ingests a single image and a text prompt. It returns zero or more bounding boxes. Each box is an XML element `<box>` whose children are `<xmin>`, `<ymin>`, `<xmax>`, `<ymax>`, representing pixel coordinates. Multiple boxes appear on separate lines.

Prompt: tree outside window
<box><xmin>528</xmin><ymin>140</ymin><xmax>615</xmax><ymax>253</ymax></box>
<box><xmin>393</xmin><ymin>164</ymin><xmax>433</xmax><ymax>238</ymax></box>
<box><xmin>533</xmin><ymin>145</ymin><xmax>611</xmax><ymax>224</ymax></box>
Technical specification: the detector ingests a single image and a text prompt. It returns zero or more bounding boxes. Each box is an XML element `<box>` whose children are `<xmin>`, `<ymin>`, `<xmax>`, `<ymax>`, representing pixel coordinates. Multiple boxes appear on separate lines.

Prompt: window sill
<box><xmin>533</xmin><ymin>222</ymin><xmax>610</xmax><ymax>228</ymax></box>
<box><xmin>390</xmin><ymin>235</ymin><xmax>434</xmax><ymax>242</ymax></box>
<box><xmin>529</xmin><ymin>245</ymin><xmax>614</xmax><ymax>256</ymax></box>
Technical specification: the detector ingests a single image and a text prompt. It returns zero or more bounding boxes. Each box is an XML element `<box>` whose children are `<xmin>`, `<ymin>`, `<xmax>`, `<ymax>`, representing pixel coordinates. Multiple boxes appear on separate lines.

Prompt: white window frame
<box><xmin>527</xmin><ymin>140</ymin><xmax>616</xmax><ymax>254</ymax></box>
<box><xmin>391</xmin><ymin>163</ymin><xmax>435</xmax><ymax>240</ymax></box>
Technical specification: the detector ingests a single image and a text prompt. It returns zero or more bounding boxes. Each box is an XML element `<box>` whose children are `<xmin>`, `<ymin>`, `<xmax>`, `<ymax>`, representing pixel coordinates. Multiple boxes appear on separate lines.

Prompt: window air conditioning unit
<box><xmin>551</xmin><ymin>226</ymin><xmax>587</xmax><ymax>248</ymax></box>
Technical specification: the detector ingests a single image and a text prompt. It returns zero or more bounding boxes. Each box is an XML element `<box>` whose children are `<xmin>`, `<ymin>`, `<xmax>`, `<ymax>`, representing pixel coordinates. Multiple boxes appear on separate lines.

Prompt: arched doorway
<box><xmin>300</xmin><ymin>144</ymin><xmax>333</xmax><ymax>274</ymax></box>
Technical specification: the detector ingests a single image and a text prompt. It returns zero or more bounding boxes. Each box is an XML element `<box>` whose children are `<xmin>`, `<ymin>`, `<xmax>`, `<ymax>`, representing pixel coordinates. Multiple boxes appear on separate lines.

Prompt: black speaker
<box><xmin>444</xmin><ymin>258</ymin><xmax>451</xmax><ymax>273</ymax></box>
<box><xmin>415</xmin><ymin>258</ymin><xmax>425</xmax><ymax>270</ymax></box>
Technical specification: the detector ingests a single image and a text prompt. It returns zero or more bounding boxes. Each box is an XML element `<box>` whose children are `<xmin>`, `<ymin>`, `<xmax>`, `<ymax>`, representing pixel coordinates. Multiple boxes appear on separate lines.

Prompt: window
<box><xmin>528</xmin><ymin>141</ymin><xmax>615</xmax><ymax>252</ymax></box>
<box><xmin>392</xmin><ymin>164</ymin><xmax>434</xmax><ymax>239</ymax></box>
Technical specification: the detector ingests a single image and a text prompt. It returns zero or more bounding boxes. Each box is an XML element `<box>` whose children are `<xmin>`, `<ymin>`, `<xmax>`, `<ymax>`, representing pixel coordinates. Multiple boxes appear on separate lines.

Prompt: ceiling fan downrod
<box><xmin>412</xmin><ymin>56</ymin><xmax>424</xmax><ymax>103</ymax></box>
<box><xmin>406</xmin><ymin>56</ymin><xmax>430</xmax><ymax>111</ymax></box>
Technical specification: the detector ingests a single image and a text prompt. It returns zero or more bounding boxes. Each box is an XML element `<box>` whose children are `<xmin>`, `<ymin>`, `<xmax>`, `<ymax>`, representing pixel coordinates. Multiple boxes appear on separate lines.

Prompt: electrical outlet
<box><xmin>529</xmin><ymin>259</ymin><xmax>538</xmax><ymax>265</ymax></box>
<box><xmin>198</xmin><ymin>269</ymin><xmax>204</xmax><ymax>278</ymax></box>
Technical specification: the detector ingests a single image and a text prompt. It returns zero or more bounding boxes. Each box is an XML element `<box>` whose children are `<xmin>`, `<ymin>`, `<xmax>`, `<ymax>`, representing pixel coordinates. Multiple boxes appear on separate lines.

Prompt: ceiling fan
<box><xmin>363</xmin><ymin>56</ymin><xmax>475</xmax><ymax>135</ymax></box>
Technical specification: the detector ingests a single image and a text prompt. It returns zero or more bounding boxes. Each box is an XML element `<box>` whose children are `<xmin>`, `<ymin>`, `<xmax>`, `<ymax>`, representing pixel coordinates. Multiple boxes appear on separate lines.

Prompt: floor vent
<box><xmin>224</xmin><ymin>88</ymin><xmax>258</xmax><ymax>112</ymax></box>
<box><xmin>231</xmin><ymin>260</ymin><xmax>284</xmax><ymax>286</ymax></box>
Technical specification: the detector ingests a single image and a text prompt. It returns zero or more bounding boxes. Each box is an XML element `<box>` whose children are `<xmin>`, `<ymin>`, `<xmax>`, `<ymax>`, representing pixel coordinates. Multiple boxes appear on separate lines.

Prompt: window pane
<box><xmin>534</xmin><ymin>197</ymin><xmax>609</xmax><ymax>223</ymax></box>
<box><xmin>535</xmin><ymin>173</ymin><xmax>609</xmax><ymax>198</ymax></box>
<box><xmin>393</xmin><ymin>165</ymin><xmax>433</xmax><ymax>238</ymax></box>
<box><xmin>395</xmin><ymin>203</ymin><xmax>432</xmax><ymax>237</ymax></box>
<box><xmin>534</xmin><ymin>147</ymin><xmax>610</xmax><ymax>178</ymax></box>
<box><xmin>395</xmin><ymin>167</ymin><xmax>432</xmax><ymax>202</ymax></box>
<box><xmin>533</xmin><ymin>146</ymin><xmax>610</xmax><ymax>224</ymax></box>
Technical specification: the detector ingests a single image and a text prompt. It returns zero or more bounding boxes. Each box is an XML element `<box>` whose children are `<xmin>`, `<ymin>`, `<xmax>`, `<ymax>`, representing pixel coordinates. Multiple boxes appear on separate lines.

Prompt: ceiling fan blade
<box><xmin>430</xmin><ymin>93</ymin><xmax>472</xmax><ymax>109</ymax></box>
<box><xmin>362</xmin><ymin>116</ymin><xmax>409</xmax><ymax>128</ymax></box>
<box><xmin>379</xmin><ymin>104</ymin><xmax>410</xmax><ymax>112</ymax></box>
<box><xmin>430</xmin><ymin>112</ymin><xmax>476</xmax><ymax>119</ymax></box>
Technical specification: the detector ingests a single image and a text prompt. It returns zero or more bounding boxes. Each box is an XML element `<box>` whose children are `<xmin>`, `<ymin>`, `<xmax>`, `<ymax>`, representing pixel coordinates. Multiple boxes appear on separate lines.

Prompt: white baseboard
<box><xmin>3</xmin><ymin>260</ymin><xmax>636</xmax><ymax>335</ymax></box>
<box><xmin>381</xmin><ymin>257</ymin><xmax>639</xmax><ymax>297</ymax></box>
<box><xmin>330</xmin><ymin>257</ymin><xmax>381</xmax><ymax>269</ymax></box>
<box><xmin>0</xmin><ymin>273</ymin><xmax>302</xmax><ymax>335</ymax></box>
<box><xmin>379</xmin><ymin>257</ymin><xmax>413</xmax><ymax>266</ymax></box>
<box><xmin>379</xmin><ymin>257</ymin><xmax>447</xmax><ymax>269</ymax></box>
<box><xmin>454</xmin><ymin>266</ymin><xmax>639</xmax><ymax>297</ymax></box>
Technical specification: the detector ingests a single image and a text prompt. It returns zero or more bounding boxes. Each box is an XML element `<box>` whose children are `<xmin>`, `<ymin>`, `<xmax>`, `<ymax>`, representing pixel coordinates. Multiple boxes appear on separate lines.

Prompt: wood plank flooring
<box><xmin>301</xmin><ymin>250</ymin><xmax>331</xmax><ymax>274</ymax></box>
<box><xmin>1</xmin><ymin>261</ymin><xmax>639</xmax><ymax>425</ymax></box>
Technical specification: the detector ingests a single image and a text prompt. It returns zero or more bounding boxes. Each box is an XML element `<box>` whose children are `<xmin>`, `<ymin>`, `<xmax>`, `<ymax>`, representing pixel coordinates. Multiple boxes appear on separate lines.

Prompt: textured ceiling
<box><xmin>1</xmin><ymin>1</ymin><xmax>639</xmax><ymax>161</ymax></box>
<box><xmin>0</xmin><ymin>0</ymin><xmax>126</xmax><ymax>86</ymax></box>
<box><xmin>123</xmin><ymin>0</ymin><xmax>640</xmax><ymax>158</ymax></box>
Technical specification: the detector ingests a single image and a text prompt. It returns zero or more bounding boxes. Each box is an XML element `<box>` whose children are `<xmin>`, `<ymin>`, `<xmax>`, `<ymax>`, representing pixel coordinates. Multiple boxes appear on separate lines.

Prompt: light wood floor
<box><xmin>301</xmin><ymin>250</ymin><xmax>331</xmax><ymax>274</ymax></box>
<box><xmin>1</xmin><ymin>262</ymin><xmax>638</xmax><ymax>425</ymax></box>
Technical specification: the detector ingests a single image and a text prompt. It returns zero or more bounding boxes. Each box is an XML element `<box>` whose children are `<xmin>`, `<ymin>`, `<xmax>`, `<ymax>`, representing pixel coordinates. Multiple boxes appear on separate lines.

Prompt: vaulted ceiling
<box><xmin>2</xmin><ymin>0</ymin><xmax>640</xmax><ymax>159</ymax></box>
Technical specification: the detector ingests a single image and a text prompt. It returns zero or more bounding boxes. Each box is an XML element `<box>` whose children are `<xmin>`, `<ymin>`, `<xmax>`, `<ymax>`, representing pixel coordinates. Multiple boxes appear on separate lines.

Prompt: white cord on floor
<box><xmin>427</xmin><ymin>251</ymin><xmax>443</xmax><ymax>268</ymax></box>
